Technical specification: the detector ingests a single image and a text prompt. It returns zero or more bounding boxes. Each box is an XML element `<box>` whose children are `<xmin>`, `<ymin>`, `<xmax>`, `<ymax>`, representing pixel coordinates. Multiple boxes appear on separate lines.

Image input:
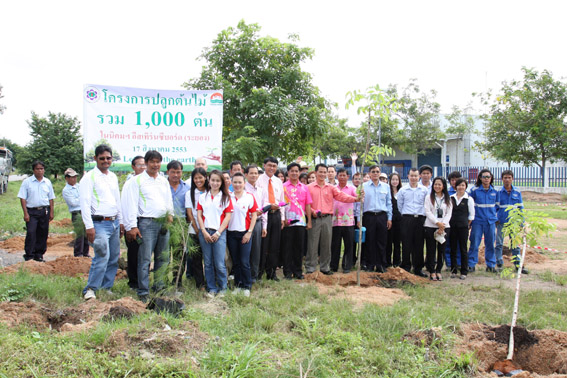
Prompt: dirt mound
<box><xmin>478</xmin><ymin>245</ymin><xmax>548</xmax><ymax>266</ymax></box>
<box><xmin>0</xmin><ymin>256</ymin><xmax>127</xmax><ymax>279</ymax></box>
<box><xmin>0</xmin><ymin>234</ymin><xmax>74</xmax><ymax>256</ymax></box>
<box><xmin>52</xmin><ymin>218</ymin><xmax>72</xmax><ymax>227</ymax></box>
<box><xmin>303</xmin><ymin>268</ymin><xmax>428</xmax><ymax>287</ymax></box>
<box><xmin>0</xmin><ymin>297</ymin><xmax>147</xmax><ymax>332</ymax></box>
<box><xmin>521</xmin><ymin>191</ymin><xmax>563</xmax><ymax>203</ymax></box>
<box><xmin>403</xmin><ymin>326</ymin><xmax>444</xmax><ymax>346</ymax></box>
<box><xmin>101</xmin><ymin>320</ymin><xmax>208</xmax><ymax>360</ymax></box>
<box><xmin>458</xmin><ymin>323</ymin><xmax>567</xmax><ymax>375</ymax></box>
<box><xmin>316</xmin><ymin>284</ymin><xmax>409</xmax><ymax>308</ymax></box>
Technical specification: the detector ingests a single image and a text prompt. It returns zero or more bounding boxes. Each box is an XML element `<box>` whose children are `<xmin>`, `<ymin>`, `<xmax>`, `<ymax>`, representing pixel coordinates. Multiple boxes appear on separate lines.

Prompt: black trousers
<box><xmin>386</xmin><ymin>219</ymin><xmax>402</xmax><ymax>267</ymax></box>
<box><xmin>260</xmin><ymin>210</ymin><xmax>282</xmax><ymax>279</ymax></box>
<box><xmin>24</xmin><ymin>207</ymin><xmax>50</xmax><ymax>260</ymax></box>
<box><xmin>450</xmin><ymin>226</ymin><xmax>469</xmax><ymax>275</ymax></box>
<box><xmin>71</xmin><ymin>211</ymin><xmax>89</xmax><ymax>257</ymax></box>
<box><xmin>331</xmin><ymin>226</ymin><xmax>354</xmax><ymax>272</ymax></box>
<box><xmin>400</xmin><ymin>215</ymin><xmax>425</xmax><ymax>273</ymax></box>
<box><xmin>186</xmin><ymin>234</ymin><xmax>205</xmax><ymax>288</ymax></box>
<box><xmin>424</xmin><ymin>227</ymin><xmax>450</xmax><ymax>273</ymax></box>
<box><xmin>362</xmin><ymin>212</ymin><xmax>388</xmax><ymax>271</ymax></box>
<box><xmin>125</xmin><ymin>238</ymin><xmax>140</xmax><ymax>289</ymax></box>
<box><xmin>281</xmin><ymin>226</ymin><xmax>306</xmax><ymax>278</ymax></box>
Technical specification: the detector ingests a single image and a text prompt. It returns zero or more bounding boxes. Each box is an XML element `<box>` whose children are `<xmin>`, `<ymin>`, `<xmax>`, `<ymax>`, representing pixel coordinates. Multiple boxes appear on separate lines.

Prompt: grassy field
<box><xmin>0</xmin><ymin>270</ymin><xmax>566</xmax><ymax>378</ymax></box>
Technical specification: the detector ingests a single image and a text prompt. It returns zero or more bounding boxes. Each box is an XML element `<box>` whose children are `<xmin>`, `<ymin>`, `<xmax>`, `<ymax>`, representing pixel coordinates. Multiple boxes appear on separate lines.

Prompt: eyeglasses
<box><xmin>481</xmin><ymin>175</ymin><xmax>491</xmax><ymax>179</ymax></box>
<box><xmin>98</xmin><ymin>157</ymin><xmax>113</xmax><ymax>161</ymax></box>
<box><xmin>370</xmin><ymin>170</ymin><xmax>380</xmax><ymax>174</ymax></box>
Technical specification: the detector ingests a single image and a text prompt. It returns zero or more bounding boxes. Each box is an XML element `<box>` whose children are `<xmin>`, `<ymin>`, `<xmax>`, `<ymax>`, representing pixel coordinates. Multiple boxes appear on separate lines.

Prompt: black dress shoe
<box><xmin>321</xmin><ymin>270</ymin><xmax>334</xmax><ymax>276</ymax></box>
<box><xmin>343</xmin><ymin>270</ymin><xmax>351</xmax><ymax>274</ymax></box>
<box><xmin>33</xmin><ymin>257</ymin><xmax>45</xmax><ymax>262</ymax></box>
<box><xmin>295</xmin><ymin>274</ymin><xmax>305</xmax><ymax>280</ymax></box>
<box><xmin>414</xmin><ymin>270</ymin><xmax>427</xmax><ymax>277</ymax></box>
<box><xmin>376</xmin><ymin>266</ymin><xmax>386</xmax><ymax>273</ymax></box>
<box><xmin>468</xmin><ymin>266</ymin><xmax>475</xmax><ymax>273</ymax></box>
<box><xmin>271</xmin><ymin>275</ymin><xmax>280</xmax><ymax>282</ymax></box>
<box><xmin>284</xmin><ymin>276</ymin><xmax>293</xmax><ymax>280</ymax></box>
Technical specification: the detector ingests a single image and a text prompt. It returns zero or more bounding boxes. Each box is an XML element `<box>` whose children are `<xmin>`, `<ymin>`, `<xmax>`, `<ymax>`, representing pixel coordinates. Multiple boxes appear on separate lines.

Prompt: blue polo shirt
<box><xmin>17</xmin><ymin>175</ymin><xmax>55</xmax><ymax>208</ymax></box>
<box><xmin>496</xmin><ymin>185</ymin><xmax>524</xmax><ymax>224</ymax></box>
<box><xmin>170</xmin><ymin>180</ymin><xmax>189</xmax><ymax>217</ymax></box>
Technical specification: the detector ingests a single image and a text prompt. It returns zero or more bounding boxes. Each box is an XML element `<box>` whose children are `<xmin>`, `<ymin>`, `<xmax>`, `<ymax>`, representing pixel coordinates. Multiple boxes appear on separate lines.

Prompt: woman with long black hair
<box><xmin>184</xmin><ymin>168</ymin><xmax>208</xmax><ymax>289</ymax></box>
<box><xmin>424</xmin><ymin>177</ymin><xmax>453</xmax><ymax>281</ymax></box>
<box><xmin>386</xmin><ymin>172</ymin><xmax>403</xmax><ymax>267</ymax></box>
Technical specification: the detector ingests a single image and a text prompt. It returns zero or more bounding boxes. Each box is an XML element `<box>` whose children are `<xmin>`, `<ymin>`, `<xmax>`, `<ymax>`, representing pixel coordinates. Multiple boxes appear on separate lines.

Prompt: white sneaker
<box><xmin>205</xmin><ymin>291</ymin><xmax>215</xmax><ymax>299</ymax></box>
<box><xmin>232</xmin><ymin>288</ymin><xmax>242</xmax><ymax>295</ymax></box>
<box><xmin>216</xmin><ymin>290</ymin><xmax>226</xmax><ymax>298</ymax></box>
<box><xmin>243</xmin><ymin>289</ymin><xmax>250</xmax><ymax>297</ymax></box>
<box><xmin>84</xmin><ymin>289</ymin><xmax>96</xmax><ymax>300</ymax></box>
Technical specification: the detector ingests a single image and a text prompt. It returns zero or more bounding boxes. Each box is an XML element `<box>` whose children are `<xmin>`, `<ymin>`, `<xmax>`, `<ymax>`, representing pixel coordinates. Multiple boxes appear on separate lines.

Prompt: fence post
<box><xmin>544</xmin><ymin>167</ymin><xmax>550</xmax><ymax>188</ymax></box>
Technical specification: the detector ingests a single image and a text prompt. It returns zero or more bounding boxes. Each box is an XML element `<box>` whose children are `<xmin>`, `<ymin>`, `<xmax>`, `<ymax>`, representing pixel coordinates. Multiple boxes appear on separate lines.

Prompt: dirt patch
<box><xmin>403</xmin><ymin>326</ymin><xmax>444</xmax><ymax>346</ymax></box>
<box><xmin>0</xmin><ymin>297</ymin><xmax>147</xmax><ymax>332</ymax></box>
<box><xmin>478</xmin><ymin>245</ymin><xmax>549</xmax><ymax>266</ymax></box>
<box><xmin>303</xmin><ymin>268</ymin><xmax>428</xmax><ymax>287</ymax></box>
<box><xmin>101</xmin><ymin>320</ymin><xmax>208</xmax><ymax>361</ymax></box>
<box><xmin>521</xmin><ymin>191</ymin><xmax>564</xmax><ymax>203</ymax></box>
<box><xmin>0</xmin><ymin>234</ymin><xmax>74</xmax><ymax>257</ymax></box>
<box><xmin>52</xmin><ymin>218</ymin><xmax>72</xmax><ymax>227</ymax></box>
<box><xmin>316</xmin><ymin>284</ymin><xmax>409</xmax><ymax>308</ymax></box>
<box><xmin>192</xmin><ymin>298</ymin><xmax>230</xmax><ymax>316</ymax></box>
<box><xmin>0</xmin><ymin>255</ymin><xmax>127</xmax><ymax>279</ymax></box>
<box><xmin>458</xmin><ymin>323</ymin><xmax>567</xmax><ymax>376</ymax></box>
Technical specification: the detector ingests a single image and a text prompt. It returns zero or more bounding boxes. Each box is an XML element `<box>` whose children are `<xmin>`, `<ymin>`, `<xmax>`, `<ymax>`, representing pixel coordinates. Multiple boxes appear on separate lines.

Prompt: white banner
<box><xmin>83</xmin><ymin>84</ymin><xmax>223</xmax><ymax>171</ymax></box>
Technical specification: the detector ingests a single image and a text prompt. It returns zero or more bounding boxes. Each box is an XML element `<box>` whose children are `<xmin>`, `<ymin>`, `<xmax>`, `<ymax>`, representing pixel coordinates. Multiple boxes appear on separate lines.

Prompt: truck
<box><xmin>0</xmin><ymin>147</ymin><xmax>13</xmax><ymax>194</ymax></box>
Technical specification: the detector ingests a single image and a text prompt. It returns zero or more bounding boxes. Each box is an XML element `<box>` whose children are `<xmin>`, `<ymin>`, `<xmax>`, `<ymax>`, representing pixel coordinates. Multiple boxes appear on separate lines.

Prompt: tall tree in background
<box><xmin>0</xmin><ymin>138</ymin><xmax>23</xmax><ymax>166</ymax></box>
<box><xmin>184</xmin><ymin>20</ymin><xmax>329</xmax><ymax>165</ymax></box>
<box><xmin>0</xmin><ymin>85</ymin><xmax>6</xmax><ymax>114</ymax></box>
<box><xmin>483</xmin><ymin>67</ymin><xmax>567</xmax><ymax>183</ymax></box>
<box><xmin>388</xmin><ymin>79</ymin><xmax>443</xmax><ymax>156</ymax></box>
<box><xmin>18</xmin><ymin>112</ymin><xmax>84</xmax><ymax>178</ymax></box>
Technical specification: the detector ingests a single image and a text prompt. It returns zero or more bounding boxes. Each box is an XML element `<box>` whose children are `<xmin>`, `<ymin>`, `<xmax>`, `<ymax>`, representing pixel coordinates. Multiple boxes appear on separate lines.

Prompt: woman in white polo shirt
<box><xmin>197</xmin><ymin>170</ymin><xmax>233</xmax><ymax>297</ymax></box>
<box><xmin>227</xmin><ymin>173</ymin><xmax>259</xmax><ymax>297</ymax></box>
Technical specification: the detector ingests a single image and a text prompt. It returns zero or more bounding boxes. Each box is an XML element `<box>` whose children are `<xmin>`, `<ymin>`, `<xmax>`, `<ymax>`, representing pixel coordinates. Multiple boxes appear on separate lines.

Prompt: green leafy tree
<box><xmin>18</xmin><ymin>112</ymin><xmax>84</xmax><ymax>178</ymax></box>
<box><xmin>0</xmin><ymin>85</ymin><xmax>6</xmax><ymax>115</ymax></box>
<box><xmin>388</xmin><ymin>80</ymin><xmax>443</xmax><ymax>155</ymax></box>
<box><xmin>184</xmin><ymin>20</ymin><xmax>329</xmax><ymax>166</ymax></box>
<box><xmin>312</xmin><ymin>115</ymin><xmax>356</xmax><ymax>160</ymax></box>
<box><xmin>482</xmin><ymin>67</ymin><xmax>567</xmax><ymax>183</ymax></box>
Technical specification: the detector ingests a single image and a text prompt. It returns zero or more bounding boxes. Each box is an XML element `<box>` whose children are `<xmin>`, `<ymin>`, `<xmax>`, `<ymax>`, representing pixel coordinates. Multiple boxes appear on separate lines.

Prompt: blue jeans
<box><xmin>137</xmin><ymin>218</ymin><xmax>170</xmax><ymax>296</ymax></box>
<box><xmin>227</xmin><ymin>230</ymin><xmax>252</xmax><ymax>289</ymax></box>
<box><xmin>199</xmin><ymin>228</ymin><xmax>227</xmax><ymax>294</ymax></box>
<box><xmin>83</xmin><ymin>219</ymin><xmax>120</xmax><ymax>294</ymax></box>
<box><xmin>468</xmin><ymin>221</ymin><xmax>496</xmax><ymax>268</ymax></box>
<box><xmin>495</xmin><ymin>222</ymin><xmax>520</xmax><ymax>266</ymax></box>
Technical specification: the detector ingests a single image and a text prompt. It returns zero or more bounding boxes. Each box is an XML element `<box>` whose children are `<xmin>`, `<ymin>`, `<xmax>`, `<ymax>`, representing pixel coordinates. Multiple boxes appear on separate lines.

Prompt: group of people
<box><xmin>17</xmin><ymin>146</ymin><xmax>525</xmax><ymax>301</ymax></box>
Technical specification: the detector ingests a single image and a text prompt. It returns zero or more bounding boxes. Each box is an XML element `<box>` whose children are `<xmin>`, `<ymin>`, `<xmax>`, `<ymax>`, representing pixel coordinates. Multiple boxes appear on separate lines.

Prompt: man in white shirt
<box><xmin>256</xmin><ymin>157</ymin><xmax>285</xmax><ymax>281</ymax></box>
<box><xmin>244</xmin><ymin>164</ymin><xmax>266</xmax><ymax>283</ymax></box>
<box><xmin>80</xmin><ymin>145</ymin><xmax>123</xmax><ymax>300</ymax></box>
<box><xmin>122</xmin><ymin>150</ymin><xmax>174</xmax><ymax>302</ymax></box>
<box><xmin>62</xmin><ymin>168</ymin><xmax>89</xmax><ymax>257</ymax></box>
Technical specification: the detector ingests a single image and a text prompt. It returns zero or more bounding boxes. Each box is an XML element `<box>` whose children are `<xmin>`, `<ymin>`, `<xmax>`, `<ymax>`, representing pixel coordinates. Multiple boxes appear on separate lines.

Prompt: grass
<box><xmin>523</xmin><ymin>201</ymin><xmax>567</xmax><ymax>220</ymax></box>
<box><xmin>0</xmin><ymin>269</ymin><xmax>566</xmax><ymax>377</ymax></box>
<box><xmin>538</xmin><ymin>271</ymin><xmax>567</xmax><ymax>286</ymax></box>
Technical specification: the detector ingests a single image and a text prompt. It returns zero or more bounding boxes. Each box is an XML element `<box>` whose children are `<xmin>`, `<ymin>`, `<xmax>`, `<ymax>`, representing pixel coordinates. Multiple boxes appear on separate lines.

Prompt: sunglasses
<box><xmin>481</xmin><ymin>175</ymin><xmax>491</xmax><ymax>179</ymax></box>
<box><xmin>98</xmin><ymin>157</ymin><xmax>113</xmax><ymax>161</ymax></box>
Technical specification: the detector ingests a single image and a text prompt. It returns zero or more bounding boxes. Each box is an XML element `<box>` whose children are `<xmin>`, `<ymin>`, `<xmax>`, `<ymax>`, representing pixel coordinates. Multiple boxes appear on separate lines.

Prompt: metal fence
<box><xmin>352</xmin><ymin>165</ymin><xmax>567</xmax><ymax>188</ymax></box>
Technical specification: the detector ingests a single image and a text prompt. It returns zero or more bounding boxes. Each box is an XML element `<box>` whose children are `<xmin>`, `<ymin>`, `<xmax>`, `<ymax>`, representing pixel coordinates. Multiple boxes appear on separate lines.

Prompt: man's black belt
<box><xmin>27</xmin><ymin>206</ymin><xmax>48</xmax><ymax>210</ymax></box>
<box><xmin>319</xmin><ymin>213</ymin><xmax>332</xmax><ymax>218</ymax></box>
<box><xmin>138</xmin><ymin>216</ymin><xmax>157</xmax><ymax>220</ymax></box>
<box><xmin>364</xmin><ymin>211</ymin><xmax>386</xmax><ymax>216</ymax></box>
<box><xmin>403</xmin><ymin>214</ymin><xmax>425</xmax><ymax>218</ymax></box>
<box><xmin>92</xmin><ymin>215</ymin><xmax>117</xmax><ymax>221</ymax></box>
<box><xmin>269</xmin><ymin>209</ymin><xmax>281</xmax><ymax>214</ymax></box>
<box><xmin>71</xmin><ymin>211</ymin><xmax>81</xmax><ymax>215</ymax></box>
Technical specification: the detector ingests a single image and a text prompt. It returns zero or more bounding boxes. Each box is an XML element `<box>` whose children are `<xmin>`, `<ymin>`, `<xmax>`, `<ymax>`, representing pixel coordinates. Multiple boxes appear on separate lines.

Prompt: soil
<box><xmin>101</xmin><ymin>320</ymin><xmax>208</xmax><ymax>361</ymax></box>
<box><xmin>0</xmin><ymin>233</ymin><xmax>75</xmax><ymax>257</ymax></box>
<box><xmin>477</xmin><ymin>245</ymin><xmax>549</xmax><ymax>266</ymax></box>
<box><xmin>458</xmin><ymin>323</ymin><xmax>567</xmax><ymax>376</ymax></box>
<box><xmin>521</xmin><ymin>191</ymin><xmax>564</xmax><ymax>203</ymax></box>
<box><xmin>0</xmin><ymin>255</ymin><xmax>127</xmax><ymax>279</ymax></box>
<box><xmin>316</xmin><ymin>283</ymin><xmax>409</xmax><ymax>308</ymax></box>
<box><xmin>0</xmin><ymin>297</ymin><xmax>147</xmax><ymax>332</ymax></box>
<box><xmin>303</xmin><ymin>267</ymin><xmax>429</xmax><ymax>288</ymax></box>
<box><xmin>51</xmin><ymin>218</ymin><xmax>72</xmax><ymax>227</ymax></box>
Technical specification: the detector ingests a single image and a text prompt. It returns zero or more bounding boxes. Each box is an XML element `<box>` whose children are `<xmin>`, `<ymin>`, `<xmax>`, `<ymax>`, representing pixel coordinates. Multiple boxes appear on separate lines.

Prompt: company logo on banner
<box><xmin>83</xmin><ymin>84</ymin><xmax>223</xmax><ymax>171</ymax></box>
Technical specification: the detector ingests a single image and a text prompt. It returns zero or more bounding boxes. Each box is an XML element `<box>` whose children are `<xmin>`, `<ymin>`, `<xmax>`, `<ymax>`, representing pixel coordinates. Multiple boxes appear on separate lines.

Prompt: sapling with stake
<box><xmin>502</xmin><ymin>207</ymin><xmax>555</xmax><ymax>360</ymax></box>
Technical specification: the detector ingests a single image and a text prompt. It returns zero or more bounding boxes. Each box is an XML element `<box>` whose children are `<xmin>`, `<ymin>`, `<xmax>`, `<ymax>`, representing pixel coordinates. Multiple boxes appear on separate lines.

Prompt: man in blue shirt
<box><xmin>362</xmin><ymin>165</ymin><xmax>392</xmax><ymax>273</ymax></box>
<box><xmin>62</xmin><ymin>168</ymin><xmax>89</xmax><ymax>257</ymax></box>
<box><xmin>495</xmin><ymin>170</ymin><xmax>527</xmax><ymax>273</ymax></box>
<box><xmin>18</xmin><ymin>160</ymin><xmax>55</xmax><ymax>262</ymax></box>
<box><xmin>167</xmin><ymin>160</ymin><xmax>190</xmax><ymax>288</ymax></box>
<box><xmin>397</xmin><ymin>168</ymin><xmax>429</xmax><ymax>277</ymax></box>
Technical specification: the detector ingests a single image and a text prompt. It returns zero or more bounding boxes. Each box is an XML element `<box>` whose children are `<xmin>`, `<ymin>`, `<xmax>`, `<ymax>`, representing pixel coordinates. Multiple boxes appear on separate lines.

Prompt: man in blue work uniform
<box><xmin>18</xmin><ymin>160</ymin><xmax>55</xmax><ymax>262</ymax></box>
<box><xmin>468</xmin><ymin>169</ymin><xmax>498</xmax><ymax>272</ymax></box>
<box><xmin>62</xmin><ymin>168</ymin><xmax>89</xmax><ymax>257</ymax></box>
<box><xmin>495</xmin><ymin>170</ymin><xmax>527</xmax><ymax>273</ymax></box>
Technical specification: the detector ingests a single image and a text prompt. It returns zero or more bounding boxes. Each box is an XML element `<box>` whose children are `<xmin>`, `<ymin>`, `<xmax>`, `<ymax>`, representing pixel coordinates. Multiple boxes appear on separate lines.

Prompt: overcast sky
<box><xmin>1</xmin><ymin>0</ymin><xmax>565</xmax><ymax>145</ymax></box>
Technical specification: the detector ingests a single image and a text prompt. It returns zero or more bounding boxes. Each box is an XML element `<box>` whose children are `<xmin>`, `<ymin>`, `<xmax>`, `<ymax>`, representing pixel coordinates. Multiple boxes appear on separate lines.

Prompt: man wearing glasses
<box><xmin>80</xmin><ymin>145</ymin><xmax>124</xmax><ymax>300</ymax></box>
<box><xmin>361</xmin><ymin>165</ymin><xmax>392</xmax><ymax>273</ymax></box>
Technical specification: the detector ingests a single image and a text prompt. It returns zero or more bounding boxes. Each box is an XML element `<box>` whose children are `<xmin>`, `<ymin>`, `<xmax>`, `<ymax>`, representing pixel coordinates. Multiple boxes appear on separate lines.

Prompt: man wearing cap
<box><xmin>379</xmin><ymin>173</ymin><xmax>389</xmax><ymax>184</ymax></box>
<box><xmin>18</xmin><ymin>160</ymin><xmax>55</xmax><ymax>262</ymax></box>
<box><xmin>419</xmin><ymin>165</ymin><xmax>433</xmax><ymax>190</ymax></box>
<box><xmin>299</xmin><ymin>161</ymin><xmax>309</xmax><ymax>174</ymax></box>
<box><xmin>62</xmin><ymin>168</ymin><xmax>89</xmax><ymax>257</ymax></box>
<box><xmin>80</xmin><ymin>145</ymin><xmax>123</xmax><ymax>300</ymax></box>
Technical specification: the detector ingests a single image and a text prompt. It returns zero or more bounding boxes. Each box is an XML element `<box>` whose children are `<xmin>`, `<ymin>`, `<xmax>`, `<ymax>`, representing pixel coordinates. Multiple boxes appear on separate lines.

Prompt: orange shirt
<box><xmin>307</xmin><ymin>182</ymin><xmax>357</xmax><ymax>215</ymax></box>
